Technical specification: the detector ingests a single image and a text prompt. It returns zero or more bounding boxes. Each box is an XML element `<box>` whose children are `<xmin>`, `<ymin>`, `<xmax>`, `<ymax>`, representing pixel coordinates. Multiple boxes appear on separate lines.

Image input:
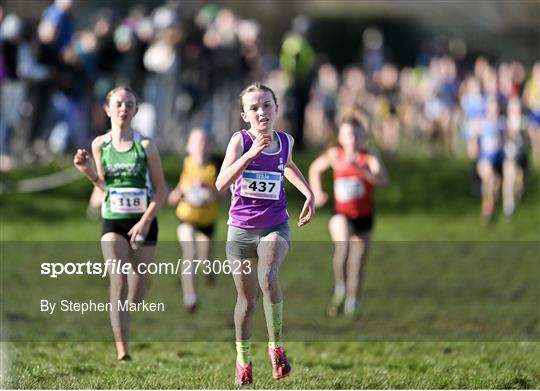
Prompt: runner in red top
<box><xmin>309</xmin><ymin>111</ymin><xmax>389</xmax><ymax>317</ymax></box>
<box><xmin>333</xmin><ymin>147</ymin><xmax>375</xmax><ymax>219</ymax></box>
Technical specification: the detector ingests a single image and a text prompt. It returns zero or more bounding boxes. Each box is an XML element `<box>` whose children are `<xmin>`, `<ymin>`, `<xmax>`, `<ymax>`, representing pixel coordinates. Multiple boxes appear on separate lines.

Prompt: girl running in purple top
<box><xmin>216</xmin><ymin>82</ymin><xmax>315</xmax><ymax>386</ymax></box>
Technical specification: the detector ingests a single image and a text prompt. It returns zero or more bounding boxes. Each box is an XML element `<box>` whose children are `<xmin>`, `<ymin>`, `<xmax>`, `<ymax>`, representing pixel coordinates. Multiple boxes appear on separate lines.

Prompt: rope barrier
<box><xmin>0</xmin><ymin>167</ymin><xmax>84</xmax><ymax>194</ymax></box>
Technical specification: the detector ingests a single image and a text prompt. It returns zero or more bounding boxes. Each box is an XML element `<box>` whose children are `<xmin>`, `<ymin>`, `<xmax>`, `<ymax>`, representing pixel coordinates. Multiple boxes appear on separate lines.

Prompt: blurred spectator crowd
<box><xmin>1</xmin><ymin>0</ymin><xmax>539</xmax><ymax>173</ymax></box>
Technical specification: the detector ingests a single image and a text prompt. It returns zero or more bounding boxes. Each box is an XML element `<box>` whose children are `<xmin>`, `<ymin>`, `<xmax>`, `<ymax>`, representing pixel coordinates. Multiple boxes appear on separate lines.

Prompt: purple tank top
<box><xmin>228</xmin><ymin>130</ymin><xmax>290</xmax><ymax>229</ymax></box>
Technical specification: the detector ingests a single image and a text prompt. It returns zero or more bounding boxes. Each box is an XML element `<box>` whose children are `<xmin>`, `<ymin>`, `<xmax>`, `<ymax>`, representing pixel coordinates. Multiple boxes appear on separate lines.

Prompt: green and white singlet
<box><xmin>101</xmin><ymin>131</ymin><xmax>152</xmax><ymax>219</ymax></box>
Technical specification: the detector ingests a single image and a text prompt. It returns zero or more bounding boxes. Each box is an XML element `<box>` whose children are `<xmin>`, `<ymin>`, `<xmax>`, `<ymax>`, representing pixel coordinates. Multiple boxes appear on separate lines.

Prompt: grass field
<box><xmin>1</xmin><ymin>149</ymin><xmax>539</xmax><ymax>389</ymax></box>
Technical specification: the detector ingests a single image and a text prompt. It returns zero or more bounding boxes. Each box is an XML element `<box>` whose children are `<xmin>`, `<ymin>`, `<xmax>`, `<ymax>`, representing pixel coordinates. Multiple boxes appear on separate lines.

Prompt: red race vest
<box><xmin>332</xmin><ymin>148</ymin><xmax>374</xmax><ymax>218</ymax></box>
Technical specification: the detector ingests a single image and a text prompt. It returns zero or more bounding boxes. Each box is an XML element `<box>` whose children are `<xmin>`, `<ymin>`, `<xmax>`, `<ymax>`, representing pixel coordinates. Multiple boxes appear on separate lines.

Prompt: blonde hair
<box><xmin>238</xmin><ymin>82</ymin><xmax>277</xmax><ymax>112</ymax></box>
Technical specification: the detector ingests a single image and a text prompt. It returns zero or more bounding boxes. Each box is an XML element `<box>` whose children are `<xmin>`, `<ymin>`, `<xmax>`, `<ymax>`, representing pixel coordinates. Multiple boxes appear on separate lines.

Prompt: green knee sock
<box><xmin>263</xmin><ymin>299</ymin><xmax>283</xmax><ymax>349</ymax></box>
<box><xmin>236</xmin><ymin>341</ymin><xmax>251</xmax><ymax>366</ymax></box>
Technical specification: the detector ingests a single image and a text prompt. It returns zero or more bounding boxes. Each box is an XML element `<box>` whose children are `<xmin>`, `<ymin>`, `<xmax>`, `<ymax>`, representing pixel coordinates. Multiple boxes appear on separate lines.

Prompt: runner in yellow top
<box><xmin>168</xmin><ymin>128</ymin><xmax>220</xmax><ymax>312</ymax></box>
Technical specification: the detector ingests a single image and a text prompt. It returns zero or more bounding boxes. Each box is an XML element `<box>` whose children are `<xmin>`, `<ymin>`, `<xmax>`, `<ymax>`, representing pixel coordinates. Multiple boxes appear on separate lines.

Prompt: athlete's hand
<box><xmin>246</xmin><ymin>133</ymin><xmax>271</xmax><ymax>160</ymax></box>
<box><xmin>128</xmin><ymin>219</ymin><xmax>151</xmax><ymax>246</ymax></box>
<box><xmin>298</xmin><ymin>195</ymin><xmax>315</xmax><ymax>227</ymax></box>
<box><xmin>73</xmin><ymin>149</ymin><xmax>91</xmax><ymax>174</ymax></box>
<box><xmin>167</xmin><ymin>187</ymin><xmax>183</xmax><ymax>206</ymax></box>
<box><xmin>313</xmin><ymin>190</ymin><xmax>328</xmax><ymax>208</ymax></box>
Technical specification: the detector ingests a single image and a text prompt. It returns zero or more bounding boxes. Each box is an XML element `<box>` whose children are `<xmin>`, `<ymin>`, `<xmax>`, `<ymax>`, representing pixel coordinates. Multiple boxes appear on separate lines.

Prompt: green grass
<box><xmin>5</xmin><ymin>342</ymin><xmax>539</xmax><ymax>389</ymax></box>
<box><xmin>1</xmin><ymin>150</ymin><xmax>540</xmax><ymax>388</ymax></box>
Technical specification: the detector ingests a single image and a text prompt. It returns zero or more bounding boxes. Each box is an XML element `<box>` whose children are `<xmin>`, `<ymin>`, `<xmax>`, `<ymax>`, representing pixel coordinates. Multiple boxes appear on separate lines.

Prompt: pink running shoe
<box><xmin>268</xmin><ymin>346</ymin><xmax>291</xmax><ymax>379</ymax></box>
<box><xmin>235</xmin><ymin>361</ymin><xmax>253</xmax><ymax>386</ymax></box>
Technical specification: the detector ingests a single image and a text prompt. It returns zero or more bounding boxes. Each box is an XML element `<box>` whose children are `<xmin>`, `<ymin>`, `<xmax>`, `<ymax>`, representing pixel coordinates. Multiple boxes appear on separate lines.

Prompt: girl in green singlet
<box><xmin>73</xmin><ymin>86</ymin><xmax>167</xmax><ymax>361</ymax></box>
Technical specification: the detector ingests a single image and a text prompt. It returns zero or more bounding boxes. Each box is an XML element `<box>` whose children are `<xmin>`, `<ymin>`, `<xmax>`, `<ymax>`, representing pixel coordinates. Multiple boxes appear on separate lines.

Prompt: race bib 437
<box><xmin>240</xmin><ymin>171</ymin><xmax>281</xmax><ymax>200</ymax></box>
